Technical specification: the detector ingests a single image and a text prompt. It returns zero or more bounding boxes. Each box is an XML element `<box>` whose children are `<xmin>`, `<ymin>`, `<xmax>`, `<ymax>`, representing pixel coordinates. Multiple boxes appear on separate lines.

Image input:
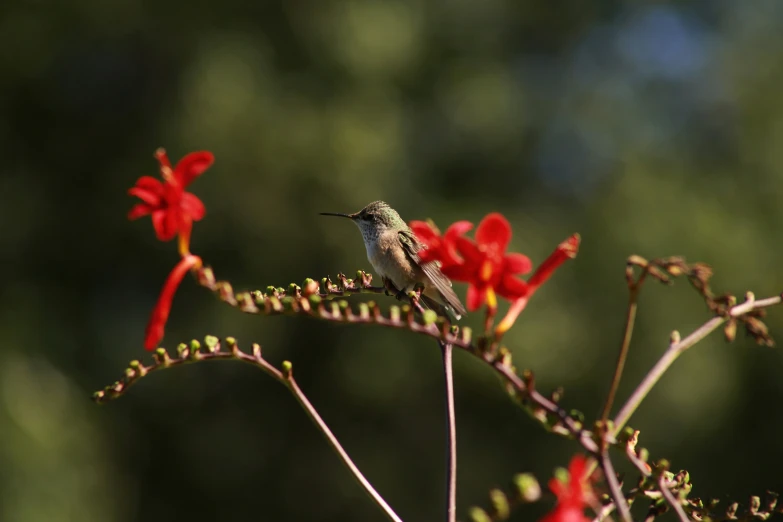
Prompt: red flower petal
<box><xmin>503</xmin><ymin>253</ymin><xmax>533</xmax><ymax>274</ymax></box>
<box><xmin>151</xmin><ymin>209</ymin><xmax>174</xmax><ymax>241</ymax></box>
<box><xmin>475</xmin><ymin>213</ymin><xmax>512</xmax><ymax>253</ymax></box>
<box><xmin>128</xmin><ymin>187</ymin><xmax>162</xmax><ymax>207</ymax></box>
<box><xmin>568</xmin><ymin>454</ymin><xmax>587</xmax><ymax>479</ymax></box>
<box><xmin>441</xmin><ymin>220</ymin><xmax>473</xmax><ymax>265</ymax></box>
<box><xmin>128</xmin><ymin>203</ymin><xmax>153</xmax><ymax>220</ymax></box>
<box><xmin>444</xmin><ymin>220</ymin><xmax>474</xmax><ymax>239</ymax></box>
<box><xmin>504</xmin><ymin>253</ymin><xmax>533</xmax><ymax>275</ymax></box>
<box><xmin>174</xmin><ymin>151</ymin><xmax>214</xmax><ymax>186</ymax></box>
<box><xmin>539</xmin><ymin>455</ymin><xmax>593</xmax><ymax>522</ymax></box>
<box><xmin>162</xmin><ymin>208</ymin><xmax>180</xmax><ymax>241</ymax></box>
<box><xmin>497</xmin><ymin>275</ymin><xmax>529</xmax><ymax>300</ymax></box>
<box><xmin>440</xmin><ymin>262</ymin><xmax>473</xmax><ymax>281</ymax></box>
<box><xmin>417</xmin><ymin>249</ymin><xmax>440</xmax><ymax>264</ymax></box>
<box><xmin>549</xmin><ymin>454</ymin><xmax>590</xmax><ymax>503</ymax></box>
<box><xmin>144</xmin><ymin>254</ymin><xmax>202</xmax><ymax>350</ymax></box>
<box><xmin>181</xmin><ymin>192</ymin><xmax>206</xmax><ymax>221</ymax></box>
<box><xmin>567</xmin><ymin>455</ymin><xmax>588</xmax><ymax>500</ymax></box>
<box><xmin>465</xmin><ymin>284</ymin><xmax>485</xmax><ymax>311</ymax></box>
<box><xmin>410</xmin><ymin>220</ymin><xmax>472</xmax><ymax>269</ymax></box>
<box><xmin>132</xmin><ymin>176</ymin><xmax>164</xmax><ymax>192</ymax></box>
<box><xmin>539</xmin><ymin>505</ymin><xmax>590</xmax><ymax>522</ymax></box>
<box><xmin>548</xmin><ymin>477</ymin><xmax>566</xmax><ymax>499</ymax></box>
<box><xmin>455</xmin><ymin>237</ymin><xmax>484</xmax><ymax>266</ymax></box>
<box><xmin>409</xmin><ymin>221</ymin><xmax>439</xmax><ymax>243</ymax></box>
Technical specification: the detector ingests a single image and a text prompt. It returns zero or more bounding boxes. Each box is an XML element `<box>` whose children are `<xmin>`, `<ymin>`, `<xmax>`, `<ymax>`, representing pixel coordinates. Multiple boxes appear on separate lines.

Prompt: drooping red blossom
<box><xmin>144</xmin><ymin>254</ymin><xmax>202</xmax><ymax>351</ymax></box>
<box><xmin>409</xmin><ymin>220</ymin><xmax>473</xmax><ymax>267</ymax></box>
<box><xmin>540</xmin><ymin>455</ymin><xmax>594</xmax><ymax>522</ymax></box>
<box><xmin>494</xmin><ymin>233</ymin><xmax>580</xmax><ymax>335</ymax></box>
<box><xmin>528</xmin><ymin>234</ymin><xmax>581</xmax><ymax>289</ymax></box>
<box><xmin>128</xmin><ymin>148</ymin><xmax>212</xmax><ymax>256</ymax></box>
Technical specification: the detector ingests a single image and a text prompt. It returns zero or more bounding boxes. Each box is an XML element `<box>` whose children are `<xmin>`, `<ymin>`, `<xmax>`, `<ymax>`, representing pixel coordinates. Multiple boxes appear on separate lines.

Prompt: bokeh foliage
<box><xmin>1</xmin><ymin>0</ymin><xmax>782</xmax><ymax>520</ymax></box>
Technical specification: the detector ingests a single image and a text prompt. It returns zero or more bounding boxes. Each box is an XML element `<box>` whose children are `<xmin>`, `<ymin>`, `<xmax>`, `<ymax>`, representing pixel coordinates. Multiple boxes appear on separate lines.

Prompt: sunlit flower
<box><xmin>413</xmin><ymin>213</ymin><xmax>533</xmax><ymax>311</ymax></box>
<box><xmin>128</xmin><ymin>148</ymin><xmax>212</xmax><ymax>256</ymax></box>
<box><xmin>144</xmin><ymin>254</ymin><xmax>202</xmax><ymax>351</ymax></box>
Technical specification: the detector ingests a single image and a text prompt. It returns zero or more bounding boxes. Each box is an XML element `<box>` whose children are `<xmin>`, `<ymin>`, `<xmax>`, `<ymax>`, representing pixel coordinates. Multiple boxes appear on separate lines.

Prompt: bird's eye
<box><xmin>362</xmin><ymin>214</ymin><xmax>371</xmax><ymax>221</ymax></box>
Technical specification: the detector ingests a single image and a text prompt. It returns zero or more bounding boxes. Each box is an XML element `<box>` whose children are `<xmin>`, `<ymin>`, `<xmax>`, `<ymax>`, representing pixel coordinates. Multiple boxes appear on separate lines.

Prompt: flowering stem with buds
<box><xmin>94</xmin><ymin>337</ymin><xmax>404</xmax><ymax>522</ymax></box>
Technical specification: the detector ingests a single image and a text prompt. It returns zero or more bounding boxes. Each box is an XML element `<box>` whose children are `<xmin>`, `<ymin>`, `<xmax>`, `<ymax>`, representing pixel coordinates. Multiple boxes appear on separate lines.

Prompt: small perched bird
<box><xmin>321</xmin><ymin>201</ymin><xmax>467</xmax><ymax>320</ymax></box>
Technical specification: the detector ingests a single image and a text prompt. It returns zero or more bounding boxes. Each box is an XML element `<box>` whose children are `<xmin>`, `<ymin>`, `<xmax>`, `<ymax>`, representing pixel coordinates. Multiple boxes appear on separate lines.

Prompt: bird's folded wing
<box><xmin>398</xmin><ymin>230</ymin><xmax>467</xmax><ymax>317</ymax></box>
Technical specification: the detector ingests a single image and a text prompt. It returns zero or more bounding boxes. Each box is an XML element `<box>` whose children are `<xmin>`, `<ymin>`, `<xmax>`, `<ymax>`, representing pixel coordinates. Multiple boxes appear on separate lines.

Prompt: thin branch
<box><xmin>658</xmin><ymin>475</ymin><xmax>690</xmax><ymax>522</ymax></box>
<box><xmin>94</xmin><ymin>338</ymin><xmax>403</xmax><ymax>522</ymax></box>
<box><xmin>282</xmin><ymin>366</ymin><xmax>404</xmax><ymax>522</ymax></box>
<box><xmin>601</xmin><ymin>256</ymin><xmax>684</xmax><ymax>426</ymax></box>
<box><xmin>612</xmin><ymin>292</ymin><xmax>782</xmax><ymax>435</ymax></box>
<box><xmin>493</xmin><ymin>363</ymin><xmax>598</xmax><ymax>452</ymax></box>
<box><xmin>441</xmin><ymin>341</ymin><xmax>457</xmax><ymax>522</ymax></box>
<box><xmin>599</xmin><ymin>283</ymin><xmax>641</xmax><ymax>423</ymax></box>
<box><xmin>593</xmin><ymin>502</ymin><xmax>616</xmax><ymax>522</ymax></box>
<box><xmin>599</xmin><ymin>452</ymin><xmax>633</xmax><ymax>522</ymax></box>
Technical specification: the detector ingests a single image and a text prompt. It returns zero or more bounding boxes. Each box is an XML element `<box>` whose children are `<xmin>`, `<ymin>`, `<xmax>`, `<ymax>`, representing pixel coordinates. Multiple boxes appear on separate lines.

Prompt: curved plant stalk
<box><xmin>94</xmin><ymin>337</ymin><xmax>403</xmax><ymax>522</ymax></box>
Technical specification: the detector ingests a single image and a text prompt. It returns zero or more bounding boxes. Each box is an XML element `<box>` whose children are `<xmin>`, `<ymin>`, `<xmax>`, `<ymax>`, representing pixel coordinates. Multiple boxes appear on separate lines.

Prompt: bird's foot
<box><xmin>382</xmin><ymin>277</ymin><xmax>400</xmax><ymax>298</ymax></box>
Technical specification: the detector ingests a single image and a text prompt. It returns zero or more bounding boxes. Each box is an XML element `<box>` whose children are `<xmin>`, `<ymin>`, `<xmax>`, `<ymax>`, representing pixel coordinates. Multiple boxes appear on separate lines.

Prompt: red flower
<box><xmin>128</xmin><ymin>148</ymin><xmax>212</xmax><ymax>256</ymax></box>
<box><xmin>409</xmin><ymin>220</ymin><xmax>473</xmax><ymax>267</ymax></box>
<box><xmin>540</xmin><ymin>455</ymin><xmax>594</xmax><ymax>522</ymax></box>
<box><xmin>412</xmin><ymin>213</ymin><xmax>533</xmax><ymax>312</ymax></box>
<box><xmin>443</xmin><ymin>213</ymin><xmax>533</xmax><ymax>311</ymax></box>
<box><xmin>411</xmin><ymin>211</ymin><xmax>580</xmax><ymax>332</ymax></box>
<box><xmin>144</xmin><ymin>254</ymin><xmax>202</xmax><ymax>350</ymax></box>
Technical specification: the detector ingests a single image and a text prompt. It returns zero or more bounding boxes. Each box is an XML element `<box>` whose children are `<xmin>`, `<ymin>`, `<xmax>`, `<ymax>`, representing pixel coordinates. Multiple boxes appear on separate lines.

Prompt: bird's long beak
<box><xmin>319</xmin><ymin>212</ymin><xmax>356</xmax><ymax>220</ymax></box>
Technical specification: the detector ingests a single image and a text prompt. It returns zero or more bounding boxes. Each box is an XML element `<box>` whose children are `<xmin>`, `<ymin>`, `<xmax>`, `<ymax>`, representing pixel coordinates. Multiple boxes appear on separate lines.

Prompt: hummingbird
<box><xmin>320</xmin><ymin>201</ymin><xmax>467</xmax><ymax>320</ymax></box>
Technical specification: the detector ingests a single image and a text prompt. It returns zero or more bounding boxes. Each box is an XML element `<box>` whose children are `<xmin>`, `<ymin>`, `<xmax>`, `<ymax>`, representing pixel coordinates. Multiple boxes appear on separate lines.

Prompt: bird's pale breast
<box><xmin>365</xmin><ymin>230</ymin><xmax>423</xmax><ymax>291</ymax></box>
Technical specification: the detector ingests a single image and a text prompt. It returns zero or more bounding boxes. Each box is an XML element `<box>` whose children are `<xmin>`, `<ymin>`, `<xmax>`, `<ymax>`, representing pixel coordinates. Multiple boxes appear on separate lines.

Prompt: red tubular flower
<box><xmin>442</xmin><ymin>213</ymin><xmax>533</xmax><ymax>311</ymax></box>
<box><xmin>494</xmin><ymin>233</ymin><xmax>580</xmax><ymax>335</ymax></box>
<box><xmin>540</xmin><ymin>455</ymin><xmax>594</xmax><ymax>522</ymax></box>
<box><xmin>528</xmin><ymin>234</ymin><xmax>581</xmax><ymax>290</ymax></box>
<box><xmin>128</xmin><ymin>148</ymin><xmax>213</xmax><ymax>256</ymax></box>
<box><xmin>409</xmin><ymin>219</ymin><xmax>473</xmax><ymax>267</ymax></box>
<box><xmin>144</xmin><ymin>254</ymin><xmax>202</xmax><ymax>351</ymax></box>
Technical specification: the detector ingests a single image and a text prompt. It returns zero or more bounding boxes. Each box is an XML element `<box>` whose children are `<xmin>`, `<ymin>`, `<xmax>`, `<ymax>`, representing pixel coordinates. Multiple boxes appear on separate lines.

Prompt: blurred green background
<box><xmin>2</xmin><ymin>0</ymin><xmax>782</xmax><ymax>520</ymax></box>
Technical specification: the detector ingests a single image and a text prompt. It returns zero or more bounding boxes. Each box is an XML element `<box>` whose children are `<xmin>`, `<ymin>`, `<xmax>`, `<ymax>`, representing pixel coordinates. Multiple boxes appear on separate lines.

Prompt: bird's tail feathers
<box><xmin>421</xmin><ymin>294</ymin><xmax>462</xmax><ymax>321</ymax></box>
